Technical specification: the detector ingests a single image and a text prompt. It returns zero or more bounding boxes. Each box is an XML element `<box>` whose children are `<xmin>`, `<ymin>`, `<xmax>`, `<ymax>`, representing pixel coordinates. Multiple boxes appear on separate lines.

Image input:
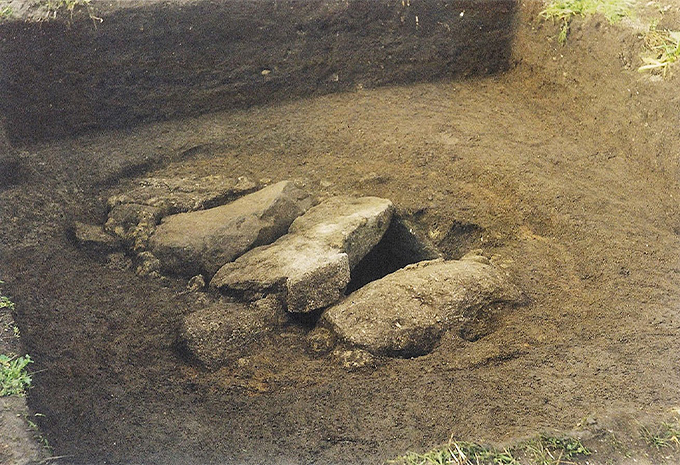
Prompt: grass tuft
<box><xmin>540</xmin><ymin>0</ymin><xmax>635</xmax><ymax>44</ymax></box>
<box><xmin>640</xmin><ymin>419</ymin><xmax>680</xmax><ymax>449</ymax></box>
<box><xmin>0</xmin><ymin>294</ymin><xmax>14</xmax><ymax>310</ymax></box>
<box><xmin>42</xmin><ymin>0</ymin><xmax>91</xmax><ymax>14</ymax></box>
<box><xmin>392</xmin><ymin>441</ymin><xmax>517</xmax><ymax>465</ymax></box>
<box><xmin>0</xmin><ymin>354</ymin><xmax>33</xmax><ymax>396</ymax></box>
<box><xmin>0</xmin><ymin>5</ymin><xmax>12</xmax><ymax>19</ymax></box>
<box><xmin>523</xmin><ymin>434</ymin><xmax>591</xmax><ymax>465</ymax></box>
<box><xmin>639</xmin><ymin>22</ymin><xmax>680</xmax><ymax>76</ymax></box>
<box><xmin>0</xmin><ymin>281</ymin><xmax>14</xmax><ymax>311</ymax></box>
<box><xmin>0</xmin><ymin>285</ymin><xmax>33</xmax><ymax>397</ymax></box>
<box><xmin>391</xmin><ymin>434</ymin><xmax>590</xmax><ymax>465</ymax></box>
<box><xmin>40</xmin><ymin>0</ymin><xmax>102</xmax><ymax>23</ymax></box>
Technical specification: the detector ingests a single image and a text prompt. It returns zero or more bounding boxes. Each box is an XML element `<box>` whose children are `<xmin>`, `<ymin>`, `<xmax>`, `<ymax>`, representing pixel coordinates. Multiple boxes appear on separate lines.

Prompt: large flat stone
<box><xmin>211</xmin><ymin>235</ymin><xmax>351</xmax><ymax>313</ymax></box>
<box><xmin>210</xmin><ymin>196</ymin><xmax>394</xmax><ymax>313</ymax></box>
<box><xmin>149</xmin><ymin>181</ymin><xmax>311</xmax><ymax>277</ymax></box>
<box><xmin>321</xmin><ymin>257</ymin><xmax>522</xmax><ymax>357</ymax></box>
<box><xmin>288</xmin><ymin>196</ymin><xmax>394</xmax><ymax>268</ymax></box>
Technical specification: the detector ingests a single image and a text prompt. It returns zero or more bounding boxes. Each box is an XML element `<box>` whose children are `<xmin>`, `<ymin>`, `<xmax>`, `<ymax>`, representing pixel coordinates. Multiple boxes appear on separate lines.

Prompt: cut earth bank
<box><xmin>1</xmin><ymin>0</ymin><xmax>680</xmax><ymax>465</ymax></box>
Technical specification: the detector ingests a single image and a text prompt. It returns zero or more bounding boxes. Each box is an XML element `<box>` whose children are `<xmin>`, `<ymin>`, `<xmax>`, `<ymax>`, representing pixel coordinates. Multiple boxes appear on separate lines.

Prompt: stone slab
<box><xmin>107</xmin><ymin>175</ymin><xmax>257</xmax><ymax>216</ymax></box>
<box><xmin>211</xmin><ymin>196</ymin><xmax>394</xmax><ymax>313</ymax></box>
<box><xmin>149</xmin><ymin>181</ymin><xmax>311</xmax><ymax>277</ymax></box>
<box><xmin>322</xmin><ymin>257</ymin><xmax>522</xmax><ymax>357</ymax></box>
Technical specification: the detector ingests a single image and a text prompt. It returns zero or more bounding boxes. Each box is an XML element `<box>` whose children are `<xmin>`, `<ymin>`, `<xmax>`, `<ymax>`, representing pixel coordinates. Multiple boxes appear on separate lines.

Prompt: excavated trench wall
<box><xmin>0</xmin><ymin>0</ymin><xmax>516</xmax><ymax>144</ymax></box>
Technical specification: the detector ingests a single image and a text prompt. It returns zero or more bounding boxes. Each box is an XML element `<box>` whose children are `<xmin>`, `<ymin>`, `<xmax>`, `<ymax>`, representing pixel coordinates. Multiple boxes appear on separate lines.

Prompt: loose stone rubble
<box><xmin>105</xmin><ymin>203</ymin><xmax>162</xmax><ymax>252</ymax></box>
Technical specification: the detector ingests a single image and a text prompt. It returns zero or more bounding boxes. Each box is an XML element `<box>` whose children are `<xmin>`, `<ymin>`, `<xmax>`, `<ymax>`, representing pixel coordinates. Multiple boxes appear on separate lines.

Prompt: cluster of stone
<box><xmin>74</xmin><ymin>178</ymin><xmax>521</xmax><ymax>370</ymax></box>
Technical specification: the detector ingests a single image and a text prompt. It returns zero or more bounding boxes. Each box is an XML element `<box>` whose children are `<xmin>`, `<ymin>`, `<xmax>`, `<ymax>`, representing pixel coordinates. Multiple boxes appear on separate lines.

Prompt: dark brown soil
<box><xmin>1</xmin><ymin>2</ymin><xmax>680</xmax><ymax>465</ymax></box>
<box><xmin>1</xmin><ymin>0</ymin><xmax>515</xmax><ymax>143</ymax></box>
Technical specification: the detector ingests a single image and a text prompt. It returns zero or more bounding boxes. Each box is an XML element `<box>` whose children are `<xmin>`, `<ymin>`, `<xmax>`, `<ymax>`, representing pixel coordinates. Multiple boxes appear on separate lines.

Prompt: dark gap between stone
<box><xmin>346</xmin><ymin>216</ymin><xmax>440</xmax><ymax>294</ymax></box>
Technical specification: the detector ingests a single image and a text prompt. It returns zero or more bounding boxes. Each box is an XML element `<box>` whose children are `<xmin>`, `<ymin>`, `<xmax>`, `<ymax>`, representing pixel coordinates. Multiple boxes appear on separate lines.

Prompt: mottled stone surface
<box><xmin>211</xmin><ymin>196</ymin><xmax>394</xmax><ymax>313</ymax></box>
<box><xmin>322</xmin><ymin>257</ymin><xmax>522</xmax><ymax>357</ymax></box>
<box><xmin>107</xmin><ymin>175</ymin><xmax>257</xmax><ymax>216</ymax></box>
<box><xmin>149</xmin><ymin>181</ymin><xmax>311</xmax><ymax>277</ymax></box>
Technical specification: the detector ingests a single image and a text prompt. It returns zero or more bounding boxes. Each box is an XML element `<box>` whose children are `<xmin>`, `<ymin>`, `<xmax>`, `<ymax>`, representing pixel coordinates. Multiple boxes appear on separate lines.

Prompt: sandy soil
<box><xmin>1</xmin><ymin>3</ymin><xmax>680</xmax><ymax>464</ymax></box>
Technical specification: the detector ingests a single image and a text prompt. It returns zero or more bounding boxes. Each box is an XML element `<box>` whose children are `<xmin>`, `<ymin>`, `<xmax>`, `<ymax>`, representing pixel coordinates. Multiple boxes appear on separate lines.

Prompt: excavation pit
<box><xmin>1</xmin><ymin>1</ymin><xmax>680</xmax><ymax>464</ymax></box>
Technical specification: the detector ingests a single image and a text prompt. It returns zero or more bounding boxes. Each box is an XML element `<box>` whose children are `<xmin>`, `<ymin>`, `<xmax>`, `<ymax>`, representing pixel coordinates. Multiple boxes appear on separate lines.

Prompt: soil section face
<box><xmin>1</xmin><ymin>2</ymin><xmax>680</xmax><ymax>465</ymax></box>
<box><xmin>0</xmin><ymin>0</ymin><xmax>515</xmax><ymax>143</ymax></box>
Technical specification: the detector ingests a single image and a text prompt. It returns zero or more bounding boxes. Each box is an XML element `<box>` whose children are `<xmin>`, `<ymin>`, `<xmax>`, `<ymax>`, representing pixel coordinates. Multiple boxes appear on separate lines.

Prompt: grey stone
<box><xmin>108</xmin><ymin>175</ymin><xmax>258</xmax><ymax>216</ymax></box>
<box><xmin>211</xmin><ymin>235</ymin><xmax>351</xmax><ymax>313</ymax></box>
<box><xmin>187</xmin><ymin>275</ymin><xmax>206</xmax><ymax>292</ymax></box>
<box><xmin>135</xmin><ymin>251</ymin><xmax>161</xmax><ymax>277</ymax></box>
<box><xmin>322</xmin><ymin>259</ymin><xmax>522</xmax><ymax>358</ymax></box>
<box><xmin>180</xmin><ymin>299</ymin><xmax>281</xmax><ymax>370</ymax></box>
<box><xmin>149</xmin><ymin>181</ymin><xmax>312</xmax><ymax>277</ymax></box>
<box><xmin>331</xmin><ymin>347</ymin><xmax>377</xmax><ymax>370</ymax></box>
<box><xmin>288</xmin><ymin>196</ymin><xmax>394</xmax><ymax>267</ymax></box>
<box><xmin>211</xmin><ymin>196</ymin><xmax>394</xmax><ymax>313</ymax></box>
<box><xmin>72</xmin><ymin>221</ymin><xmax>122</xmax><ymax>252</ymax></box>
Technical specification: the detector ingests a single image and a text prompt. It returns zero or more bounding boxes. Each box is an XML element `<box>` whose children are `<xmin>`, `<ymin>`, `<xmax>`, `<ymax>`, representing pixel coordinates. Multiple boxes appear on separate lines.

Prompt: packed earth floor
<box><xmin>1</xmin><ymin>3</ymin><xmax>680</xmax><ymax>464</ymax></box>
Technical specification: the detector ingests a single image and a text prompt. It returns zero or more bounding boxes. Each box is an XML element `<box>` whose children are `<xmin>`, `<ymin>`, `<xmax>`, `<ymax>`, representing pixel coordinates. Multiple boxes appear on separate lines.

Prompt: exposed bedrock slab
<box><xmin>149</xmin><ymin>181</ymin><xmax>311</xmax><ymax>277</ymax></box>
<box><xmin>321</xmin><ymin>257</ymin><xmax>522</xmax><ymax>358</ymax></box>
<box><xmin>211</xmin><ymin>196</ymin><xmax>394</xmax><ymax>313</ymax></box>
<box><xmin>108</xmin><ymin>175</ymin><xmax>257</xmax><ymax>216</ymax></box>
<box><xmin>180</xmin><ymin>297</ymin><xmax>282</xmax><ymax>370</ymax></box>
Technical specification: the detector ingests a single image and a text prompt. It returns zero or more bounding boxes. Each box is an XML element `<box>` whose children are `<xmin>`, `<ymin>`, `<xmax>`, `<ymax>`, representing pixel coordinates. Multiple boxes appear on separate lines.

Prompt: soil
<box><xmin>1</xmin><ymin>0</ymin><xmax>515</xmax><ymax>143</ymax></box>
<box><xmin>1</xmin><ymin>1</ymin><xmax>680</xmax><ymax>465</ymax></box>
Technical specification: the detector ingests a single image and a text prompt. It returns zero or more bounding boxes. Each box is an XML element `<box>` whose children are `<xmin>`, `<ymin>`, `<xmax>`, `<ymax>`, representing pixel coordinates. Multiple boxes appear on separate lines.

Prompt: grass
<box><xmin>0</xmin><ymin>5</ymin><xmax>12</xmax><ymax>19</ymax></box>
<box><xmin>0</xmin><ymin>295</ymin><xmax>14</xmax><ymax>310</ymax></box>
<box><xmin>42</xmin><ymin>0</ymin><xmax>91</xmax><ymax>14</ymax></box>
<box><xmin>0</xmin><ymin>284</ymin><xmax>14</xmax><ymax>311</ymax></box>
<box><xmin>40</xmin><ymin>0</ymin><xmax>101</xmax><ymax>23</ymax></box>
<box><xmin>540</xmin><ymin>0</ymin><xmax>635</xmax><ymax>44</ymax></box>
<box><xmin>25</xmin><ymin>413</ymin><xmax>53</xmax><ymax>452</ymax></box>
<box><xmin>392</xmin><ymin>441</ymin><xmax>517</xmax><ymax>465</ymax></box>
<box><xmin>391</xmin><ymin>434</ymin><xmax>590</xmax><ymax>465</ymax></box>
<box><xmin>1</xmin><ymin>282</ymin><xmax>18</xmax><ymax>338</ymax></box>
<box><xmin>523</xmin><ymin>434</ymin><xmax>591</xmax><ymax>465</ymax></box>
<box><xmin>0</xmin><ymin>353</ymin><xmax>33</xmax><ymax>396</ymax></box>
<box><xmin>1</xmin><ymin>282</ymin><xmax>19</xmax><ymax>339</ymax></box>
<box><xmin>640</xmin><ymin>419</ymin><xmax>680</xmax><ymax>450</ymax></box>
<box><xmin>1</xmin><ymin>284</ymin><xmax>33</xmax><ymax>397</ymax></box>
<box><xmin>639</xmin><ymin>22</ymin><xmax>680</xmax><ymax>76</ymax></box>
<box><xmin>540</xmin><ymin>0</ymin><xmax>679</xmax><ymax>75</ymax></box>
